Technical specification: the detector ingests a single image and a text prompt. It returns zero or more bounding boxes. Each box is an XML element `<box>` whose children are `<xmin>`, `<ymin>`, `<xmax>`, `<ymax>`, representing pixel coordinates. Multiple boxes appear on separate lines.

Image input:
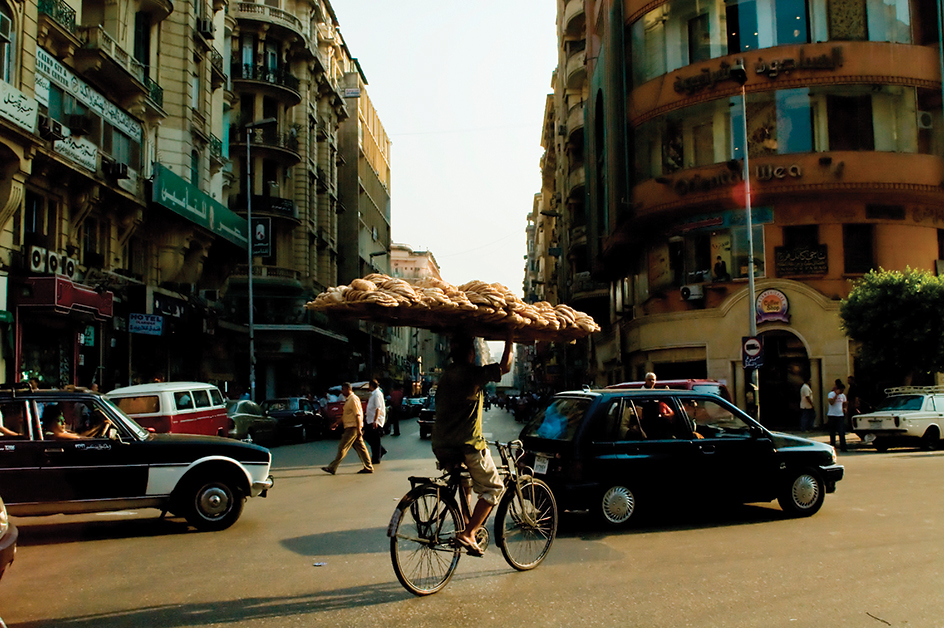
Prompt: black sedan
<box><xmin>227</xmin><ymin>399</ymin><xmax>279</xmax><ymax>445</ymax></box>
<box><xmin>260</xmin><ymin>397</ymin><xmax>324</xmax><ymax>442</ymax></box>
<box><xmin>0</xmin><ymin>388</ymin><xmax>273</xmax><ymax>531</ymax></box>
<box><xmin>521</xmin><ymin>388</ymin><xmax>843</xmax><ymax>524</ymax></box>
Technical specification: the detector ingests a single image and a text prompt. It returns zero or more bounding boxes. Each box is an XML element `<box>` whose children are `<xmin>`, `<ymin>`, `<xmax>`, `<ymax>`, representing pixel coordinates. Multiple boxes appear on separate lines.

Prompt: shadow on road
<box><xmin>12</xmin><ymin>516</ymin><xmax>193</xmax><ymax>547</ymax></box>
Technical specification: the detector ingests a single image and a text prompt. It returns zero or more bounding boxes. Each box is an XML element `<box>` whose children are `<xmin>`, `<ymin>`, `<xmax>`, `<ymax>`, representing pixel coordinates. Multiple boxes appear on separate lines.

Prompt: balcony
<box><xmin>562</xmin><ymin>0</ymin><xmax>586</xmax><ymax>38</ymax></box>
<box><xmin>571</xmin><ymin>271</ymin><xmax>609</xmax><ymax>302</ymax></box>
<box><xmin>232</xmin><ymin>264</ymin><xmax>302</xmax><ymax>290</ymax></box>
<box><xmin>37</xmin><ymin>0</ymin><xmax>79</xmax><ymax>59</ymax></box>
<box><xmin>74</xmin><ymin>25</ymin><xmax>147</xmax><ymax>100</ymax></box>
<box><xmin>139</xmin><ymin>0</ymin><xmax>174</xmax><ymax>21</ymax></box>
<box><xmin>567</xmin><ymin>167</ymin><xmax>586</xmax><ymax>197</ymax></box>
<box><xmin>230</xmin><ymin>193</ymin><xmax>299</xmax><ymax>222</ymax></box>
<box><xmin>209</xmin><ymin>48</ymin><xmax>226</xmax><ymax>90</ymax></box>
<box><xmin>566</xmin><ymin>101</ymin><xmax>585</xmax><ymax>142</ymax></box>
<box><xmin>230</xmin><ymin>63</ymin><xmax>301</xmax><ymax>106</ymax></box>
<box><xmin>230</xmin><ymin>124</ymin><xmax>301</xmax><ymax>166</ymax></box>
<box><xmin>231</xmin><ymin>2</ymin><xmax>304</xmax><ymax>39</ymax></box>
<box><xmin>209</xmin><ymin>134</ymin><xmax>226</xmax><ymax>170</ymax></box>
<box><xmin>565</xmin><ymin>49</ymin><xmax>586</xmax><ymax>90</ymax></box>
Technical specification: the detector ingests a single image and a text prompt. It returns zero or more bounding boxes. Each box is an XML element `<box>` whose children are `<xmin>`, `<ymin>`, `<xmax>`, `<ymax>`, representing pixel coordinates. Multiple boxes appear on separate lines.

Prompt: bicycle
<box><xmin>386</xmin><ymin>439</ymin><xmax>558</xmax><ymax>596</ymax></box>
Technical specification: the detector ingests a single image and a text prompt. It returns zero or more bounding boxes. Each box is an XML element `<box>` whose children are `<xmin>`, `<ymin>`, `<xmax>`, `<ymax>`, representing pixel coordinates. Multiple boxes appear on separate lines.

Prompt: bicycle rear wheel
<box><xmin>494</xmin><ymin>476</ymin><xmax>558</xmax><ymax>571</ymax></box>
<box><xmin>389</xmin><ymin>487</ymin><xmax>462</xmax><ymax>595</ymax></box>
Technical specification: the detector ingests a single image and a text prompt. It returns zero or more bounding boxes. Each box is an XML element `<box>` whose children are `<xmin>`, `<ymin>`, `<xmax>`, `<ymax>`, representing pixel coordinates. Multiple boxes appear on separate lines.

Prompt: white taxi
<box><xmin>852</xmin><ymin>386</ymin><xmax>944</xmax><ymax>452</ymax></box>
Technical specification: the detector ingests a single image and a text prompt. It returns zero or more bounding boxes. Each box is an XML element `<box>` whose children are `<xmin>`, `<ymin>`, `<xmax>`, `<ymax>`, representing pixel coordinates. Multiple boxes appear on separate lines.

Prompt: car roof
<box><xmin>108</xmin><ymin>382</ymin><xmax>219</xmax><ymax>395</ymax></box>
<box><xmin>555</xmin><ymin>388</ymin><xmax>726</xmax><ymax>399</ymax></box>
<box><xmin>607</xmin><ymin>379</ymin><xmax>726</xmax><ymax>389</ymax></box>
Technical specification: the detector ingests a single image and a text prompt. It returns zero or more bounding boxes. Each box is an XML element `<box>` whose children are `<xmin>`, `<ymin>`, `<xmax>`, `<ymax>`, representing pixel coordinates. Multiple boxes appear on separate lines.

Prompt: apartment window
<box><xmin>843</xmin><ymin>224</ymin><xmax>874</xmax><ymax>274</ymax></box>
<box><xmin>726</xmin><ymin>0</ymin><xmax>759</xmax><ymax>52</ymax></box>
<box><xmin>827</xmin><ymin>95</ymin><xmax>874</xmax><ymax>150</ymax></box>
<box><xmin>0</xmin><ymin>6</ymin><xmax>13</xmax><ymax>83</ymax></box>
<box><xmin>133</xmin><ymin>12</ymin><xmax>151</xmax><ymax>76</ymax></box>
<box><xmin>938</xmin><ymin>229</ymin><xmax>944</xmax><ymax>260</ymax></box>
<box><xmin>190</xmin><ymin>150</ymin><xmax>200</xmax><ymax>187</ymax></box>
<box><xmin>23</xmin><ymin>191</ymin><xmax>58</xmax><ymax>248</ymax></box>
<box><xmin>102</xmin><ymin>124</ymin><xmax>140</xmax><ymax>169</ymax></box>
<box><xmin>688</xmin><ymin>13</ymin><xmax>711</xmax><ymax>63</ymax></box>
<box><xmin>775</xmin><ymin>0</ymin><xmax>811</xmax><ymax>44</ymax></box>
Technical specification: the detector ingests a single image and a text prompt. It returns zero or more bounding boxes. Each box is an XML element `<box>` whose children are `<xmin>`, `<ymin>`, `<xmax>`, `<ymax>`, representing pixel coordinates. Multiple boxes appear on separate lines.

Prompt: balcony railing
<box><xmin>232</xmin><ymin>2</ymin><xmax>304</xmax><ymax>35</ymax></box>
<box><xmin>38</xmin><ymin>0</ymin><xmax>77</xmax><ymax>34</ymax></box>
<box><xmin>209</xmin><ymin>134</ymin><xmax>224</xmax><ymax>163</ymax></box>
<box><xmin>231</xmin><ymin>125</ymin><xmax>300</xmax><ymax>154</ymax></box>
<box><xmin>209</xmin><ymin>48</ymin><xmax>224</xmax><ymax>75</ymax></box>
<box><xmin>78</xmin><ymin>25</ymin><xmax>145</xmax><ymax>83</ymax></box>
<box><xmin>145</xmin><ymin>75</ymin><xmax>163</xmax><ymax>108</ymax></box>
<box><xmin>230</xmin><ymin>63</ymin><xmax>300</xmax><ymax>93</ymax></box>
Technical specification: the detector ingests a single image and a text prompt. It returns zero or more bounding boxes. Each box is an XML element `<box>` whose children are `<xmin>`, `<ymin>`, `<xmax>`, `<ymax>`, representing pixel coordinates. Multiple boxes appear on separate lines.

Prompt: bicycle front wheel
<box><xmin>389</xmin><ymin>487</ymin><xmax>462</xmax><ymax>595</ymax></box>
<box><xmin>495</xmin><ymin>476</ymin><xmax>558</xmax><ymax>571</ymax></box>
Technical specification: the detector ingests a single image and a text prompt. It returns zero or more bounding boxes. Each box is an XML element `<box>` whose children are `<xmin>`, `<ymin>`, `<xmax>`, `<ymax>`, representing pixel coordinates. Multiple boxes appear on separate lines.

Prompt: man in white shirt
<box><xmin>799</xmin><ymin>377</ymin><xmax>815</xmax><ymax>431</ymax></box>
<box><xmin>827</xmin><ymin>379</ymin><xmax>848</xmax><ymax>452</ymax></box>
<box><xmin>365</xmin><ymin>379</ymin><xmax>387</xmax><ymax>464</ymax></box>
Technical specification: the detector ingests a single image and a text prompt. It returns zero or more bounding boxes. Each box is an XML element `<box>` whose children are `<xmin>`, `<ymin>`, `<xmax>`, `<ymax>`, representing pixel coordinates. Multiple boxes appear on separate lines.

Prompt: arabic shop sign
<box><xmin>775</xmin><ymin>245</ymin><xmax>828</xmax><ymax>275</ymax></box>
<box><xmin>0</xmin><ymin>82</ymin><xmax>37</xmax><ymax>133</ymax></box>
<box><xmin>151</xmin><ymin>163</ymin><xmax>248</xmax><ymax>248</ymax></box>
<box><xmin>54</xmin><ymin>136</ymin><xmax>98</xmax><ymax>171</ymax></box>
<box><xmin>673</xmin><ymin>47</ymin><xmax>843</xmax><ymax>95</ymax></box>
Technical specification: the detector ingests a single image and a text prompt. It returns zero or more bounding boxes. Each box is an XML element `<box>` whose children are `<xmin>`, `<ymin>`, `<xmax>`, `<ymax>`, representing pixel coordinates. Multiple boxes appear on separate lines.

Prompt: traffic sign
<box><xmin>742</xmin><ymin>336</ymin><xmax>764</xmax><ymax>368</ymax></box>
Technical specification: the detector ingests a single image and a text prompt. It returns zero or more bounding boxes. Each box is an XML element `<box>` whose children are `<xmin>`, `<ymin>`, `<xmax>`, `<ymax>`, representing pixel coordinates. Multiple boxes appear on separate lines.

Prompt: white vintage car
<box><xmin>852</xmin><ymin>386</ymin><xmax>944</xmax><ymax>452</ymax></box>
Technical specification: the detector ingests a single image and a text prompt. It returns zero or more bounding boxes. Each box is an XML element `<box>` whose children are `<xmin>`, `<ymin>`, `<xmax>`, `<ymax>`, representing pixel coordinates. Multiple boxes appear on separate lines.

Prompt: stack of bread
<box><xmin>305</xmin><ymin>273</ymin><xmax>600</xmax><ymax>342</ymax></box>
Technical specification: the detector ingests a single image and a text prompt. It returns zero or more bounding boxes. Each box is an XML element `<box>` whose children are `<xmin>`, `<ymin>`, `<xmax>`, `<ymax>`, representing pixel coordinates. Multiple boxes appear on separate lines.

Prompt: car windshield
<box><xmin>876</xmin><ymin>395</ymin><xmax>925</xmax><ymax>411</ymax></box>
<box><xmin>98</xmin><ymin>396</ymin><xmax>150</xmax><ymax>440</ymax></box>
<box><xmin>263</xmin><ymin>399</ymin><xmax>296</xmax><ymax>411</ymax></box>
<box><xmin>522</xmin><ymin>397</ymin><xmax>592</xmax><ymax>441</ymax></box>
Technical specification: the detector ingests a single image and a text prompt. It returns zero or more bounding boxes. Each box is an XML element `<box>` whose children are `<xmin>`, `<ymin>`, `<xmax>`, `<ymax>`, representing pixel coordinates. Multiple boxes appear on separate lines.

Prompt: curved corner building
<box><xmin>576</xmin><ymin>0</ymin><xmax>944</xmax><ymax>425</ymax></box>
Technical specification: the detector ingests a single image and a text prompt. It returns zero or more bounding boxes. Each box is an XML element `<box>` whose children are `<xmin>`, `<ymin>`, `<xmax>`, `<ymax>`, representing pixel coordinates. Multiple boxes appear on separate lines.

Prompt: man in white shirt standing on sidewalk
<box><xmin>365</xmin><ymin>379</ymin><xmax>387</xmax><ymax>464</ymax></box>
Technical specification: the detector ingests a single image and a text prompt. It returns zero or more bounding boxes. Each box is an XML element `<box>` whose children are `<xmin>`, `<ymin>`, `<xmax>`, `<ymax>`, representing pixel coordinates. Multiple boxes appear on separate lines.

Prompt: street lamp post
<box><xmin>730</xmin><ymin>61</ymin><xmax>759</xmax><ymax>417</ymax></box>
<box><xmin>244</xmin><ymin>117</ymin><xmax>277</xmax><ymax>402</ymax></box>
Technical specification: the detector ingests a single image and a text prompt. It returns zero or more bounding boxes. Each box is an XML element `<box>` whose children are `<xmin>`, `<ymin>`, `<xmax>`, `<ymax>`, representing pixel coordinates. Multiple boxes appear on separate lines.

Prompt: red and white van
<box><xmin>107</xmin><ymin>382</ymin><xmax>232</xmax><ymax>437</ymax></box>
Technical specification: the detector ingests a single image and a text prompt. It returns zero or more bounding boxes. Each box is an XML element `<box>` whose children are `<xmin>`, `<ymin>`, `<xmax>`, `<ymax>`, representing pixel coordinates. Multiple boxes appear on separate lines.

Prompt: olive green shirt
<box><xmin>431</xmin><ymin>362</ymin><xmax>501</xmax><ymax>451</ymax></box>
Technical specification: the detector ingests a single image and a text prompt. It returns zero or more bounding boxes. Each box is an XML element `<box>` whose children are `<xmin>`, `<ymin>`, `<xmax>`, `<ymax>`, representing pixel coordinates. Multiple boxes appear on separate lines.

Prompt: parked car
<box><xmin>0</xmin><ymin>386</ymin><xmax>273</xmax><ymax>531</ymax></box>
<box><xmin>260</xmin><ymin>397</ymin><xmax>323</xmax><ymax>442</ymax></box>
<box><xmin>520</xmin><ymin>388</ymin><xmax>843</xmax><ymax>525</ymax></box>
<box><xmin>852</xmin><ymin>386</ymin><xmax>944</xmax><ymax>451</ymax></box>
<box><xmin>404</xmin><ymin>396</ymin><xmax>427</xmax><ymax>418</ymax></box>
<box><xmin>324</xmin><ymin>383</ymin><xmax>371</xmax><ymax>433</ymax></box>
<box><xmin>107</xmin><ymin>382</ymin><xmax>232</xmax><ymax>437</ymax></box>
<box><xmin>418</xmin><ymin>393</ymin><xmax>436</xmax><ymax>440</ymax></box>
<box><xmin>0</xmin><ymin>494</ymin><xmax>16</xmax><ymax>582</ymax></box>
<box><xmin>607</xmin><ymin>378</ymin><xmax>732</xmax><ymax>401</ymax></box>
<box><xmin>226</xmin><ymin>399</ymin><xmax>279</xmax><ymax>445</ymax></box>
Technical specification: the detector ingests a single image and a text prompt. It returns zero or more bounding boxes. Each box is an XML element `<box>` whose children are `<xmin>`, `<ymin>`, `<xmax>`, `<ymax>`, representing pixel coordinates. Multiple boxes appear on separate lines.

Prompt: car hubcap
<box><xmin>602</xmin><ymin>486</ymin><xmax>635</xmax><ymax>523</ymax></box>
<box><xmin>792</xmin><ymin>475</ymin><xmax>819</xmax><ymax>508</ymax></box>
<box><xmin>199</xmin><ymin>486</ymin><xmax>230</xmax><ymax>519</ymax></box>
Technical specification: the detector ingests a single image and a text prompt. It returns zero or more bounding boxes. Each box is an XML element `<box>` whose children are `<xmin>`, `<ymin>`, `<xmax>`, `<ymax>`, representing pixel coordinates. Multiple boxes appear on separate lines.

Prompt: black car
<box><xmin>418</xmin><ymin>394</ymin><xmax>436</xmax><ymax>439</ymax></box>
<box><xmin>260</xmin><ymin>397</ymin><xmax>324</xmax><ymax>442</ymax></box>
<box><xmin>403</xmin><ymin>397</ymin><xmax>427</xmax><ymax>418</ymax></box>
<box><xmin>226</xmin><ymin>399</ymin><xmax>279</xmax><ymax>445</ymax></box>
<box><xmin>0</xmin><ymin>387</ymin><xmax>273</xmax><ymax>531</ymax></box>
<box><xmin>521</xmin><ymin>388</ymin><xmax>844</xmax><ymax>524</ymax></box>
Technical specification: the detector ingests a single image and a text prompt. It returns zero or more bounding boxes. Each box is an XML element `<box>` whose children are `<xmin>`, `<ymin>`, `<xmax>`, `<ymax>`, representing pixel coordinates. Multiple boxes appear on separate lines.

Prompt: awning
<box><xmin>16</xmin><ymin>276</ymin><xmax>114</xmax><ymax>320</ymax></box>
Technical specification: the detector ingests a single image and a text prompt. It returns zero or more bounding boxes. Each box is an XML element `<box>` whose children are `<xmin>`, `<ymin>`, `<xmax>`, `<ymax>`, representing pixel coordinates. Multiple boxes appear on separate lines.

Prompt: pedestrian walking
<box><xmin>365</xmin><ymin>379</ymin><xmax>387</xmax><ymax>464</ymax></box>
<box><xmin>799</xmin><ymin>377</ymin><xmax>815</xmax><ymax>431</ymax></box>
<box><xmin>388</xmin><ymin>383</ymin><xmax>403</xmax><ymax>437</ymax></box>
<box><xmin>322</xmin><ymin>382</ymin><xmax>373</xmax><ymax>474</ymax></box>
<box><xmin>827</xmin><ymin>379</ymin><xmax>848</xmax><ymax>452</ymax></box>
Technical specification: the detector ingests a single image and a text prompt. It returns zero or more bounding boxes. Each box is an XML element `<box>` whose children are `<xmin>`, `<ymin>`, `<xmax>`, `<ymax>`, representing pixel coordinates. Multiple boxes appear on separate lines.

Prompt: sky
<box><xmin>331</xmin><ymin>1</ymin><xmax>559</xmax><ymax>298</ymax></box>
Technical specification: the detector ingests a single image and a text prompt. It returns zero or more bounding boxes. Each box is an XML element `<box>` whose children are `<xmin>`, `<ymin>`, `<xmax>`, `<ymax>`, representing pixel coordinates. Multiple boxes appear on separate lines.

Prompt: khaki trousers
<box><xmin>325</xmin><ymin>427</ymin><xmax>373</xmax><ymax>473</ymax></box>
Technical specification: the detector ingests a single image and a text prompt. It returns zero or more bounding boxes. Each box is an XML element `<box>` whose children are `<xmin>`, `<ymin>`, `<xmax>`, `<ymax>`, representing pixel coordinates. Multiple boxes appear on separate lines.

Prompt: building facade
<box><xmin>546</xmin><ymin>0</ymin><xmax>944</xmax><ymax>426</ymax></box>
<box><xmin>0</xmin><ymin>0</ymin><xmax>385</xmax><ymax>399</ymax></box>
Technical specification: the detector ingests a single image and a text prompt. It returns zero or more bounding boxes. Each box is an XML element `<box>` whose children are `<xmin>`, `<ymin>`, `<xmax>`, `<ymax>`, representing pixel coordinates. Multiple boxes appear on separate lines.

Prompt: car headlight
<box><xmin>830</xmin><ymin>447</ymin><xmax>838</xmax><ymax>465</ymax></box>
<box><xmin>0</xmin><ymin>497</ymin><xmax>8</xmax><ymax>536</ymax></box>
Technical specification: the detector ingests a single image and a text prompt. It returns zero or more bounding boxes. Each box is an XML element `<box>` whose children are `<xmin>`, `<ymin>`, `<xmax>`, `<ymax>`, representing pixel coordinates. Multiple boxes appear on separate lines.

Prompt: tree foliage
<box><xmin>840</xmin><ymin>267</ymin><xmax>944</xmax><ymax>379</ymax></box>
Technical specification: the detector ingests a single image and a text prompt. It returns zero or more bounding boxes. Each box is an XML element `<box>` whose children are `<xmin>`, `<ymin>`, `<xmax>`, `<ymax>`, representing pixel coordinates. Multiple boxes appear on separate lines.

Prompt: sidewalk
<box><xmin>780</xmin><ymin>428</ymin><xmax>870</xmax><ymax>451</ymax></box>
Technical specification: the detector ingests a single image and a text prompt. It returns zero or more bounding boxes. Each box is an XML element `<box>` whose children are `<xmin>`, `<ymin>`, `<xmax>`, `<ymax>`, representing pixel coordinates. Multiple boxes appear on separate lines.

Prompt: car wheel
<box><xmin>920</xmin><ymin>426</ymin><xmax>940</xmax><ymax>451</ymax></box>
<box><xmin>778</xmin><ymin>469</ymin><xmax>824</xmax><ymax>517</ymax></box>
<box><xmin>598</xmin><ymin>485</ymin><xmax>637</xmax><ymax>526</ymax></box>
<box><xmin>874</xmin><ymin>438</ymin><xmax>890</xmax><ymax>453</ymax></box>
<box><xmin>178</xmin><ymin>474</ymin><xmax>245</xmax><ymax>531</ymax></box>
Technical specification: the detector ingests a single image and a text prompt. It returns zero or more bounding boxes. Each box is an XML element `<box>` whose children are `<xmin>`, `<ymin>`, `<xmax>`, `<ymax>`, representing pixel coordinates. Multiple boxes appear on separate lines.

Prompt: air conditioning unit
<box><xmin>680</xmin><ymin>284</ymin><xmax>704</xmax><ymax>301</ymax></box>
<box><xmin>38</xmin><ymin>116</ymin><xmax>64</xmax><ymax>141</ymax></box>
<box><xmin>46</xmin><ymin>252</ymin><xmax>60</xmax><ymax>275</ymax></box>
<box><xmin>68</xmin><ymin>113</ymin><xmax>93</xmax><ymax>136</ymax></box>
<box><xmin>197</xmin><ymin>18</ymin><xmax>215</xmax><ymax>39</ymax></box>
<box><xmin>918</xmin><ymin>110</ymin><xmax>934</xmax><ymax>130</ymax></box>
<box><xmin>49</xmin><ymin>255</ymin><xmax>77</xmax><ymax>279</ymax></box>
<box><xmin>28</xmin><ymin>246</ymin><xmax>47</xmax><ymax>273</ymax></box>
<box><xmin>103</xmin><ymin>160</ymin><xmax>130</xmax><ymax>179</ymax></box>
<box><xmin>200</xmin><ymin>289</ymin><xmax>220</xmax><ymax>302</ymax></box>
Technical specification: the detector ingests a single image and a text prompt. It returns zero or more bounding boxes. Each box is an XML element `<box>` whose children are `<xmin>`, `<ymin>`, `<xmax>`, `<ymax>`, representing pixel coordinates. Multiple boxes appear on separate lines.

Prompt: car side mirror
<box><xmin>749</xmin><ymin>424</ymin><xmax>765</xmax><ymax>439</ymax></box>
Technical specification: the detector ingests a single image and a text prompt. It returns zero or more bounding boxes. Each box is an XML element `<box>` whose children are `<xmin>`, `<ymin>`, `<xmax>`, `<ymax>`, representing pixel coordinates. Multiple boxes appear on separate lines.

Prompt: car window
<box><xmin>175</xmin><ymin>392</ymin><xmax>194</xmax><ymax>411</ymax></box>
<box><xmin>637</xmin><ymin>397</ymin><xmax>691</xmax><ymax>440</ymax></box>
<box><xmin>679</xmin><ymin>397</ymin><xmax>751</xmax><ymax>438</ymax></box>
<box><xmin>523</xmin><ymin>397</ymin><xmax>591</xmax><ymax>441</ymax></box>
<box><xmin>0</xmin><ymin>401</ymin><xmax>28</xmax><ymax>439</ymax></box>
<box><xmin>876</xmin><ymin>395</ymin><xmax>924</xmax><ymax>411</ymax></box>
<box><xmin>209</xmin><ymin>388</ymin><xmax>224</xmax><ymax>406</ymax></box>
<box><xmin>300</xmin><ymin>400</ymin><xmax>312</xmax><ymax>412</ymax></box>
<box><xmin>587</xmin><ymin>399</ymin><xmax>622</xmax><ymax>442</ymax></box>
<box><xmin>192</xmin><ymin>390</ymin><xmax>211</xmax><ymax>409</ymax></box>
<box><xmin>114</xmin><ymin>395</ymin><xmax>160</xmax><ymax>414</ymax></box>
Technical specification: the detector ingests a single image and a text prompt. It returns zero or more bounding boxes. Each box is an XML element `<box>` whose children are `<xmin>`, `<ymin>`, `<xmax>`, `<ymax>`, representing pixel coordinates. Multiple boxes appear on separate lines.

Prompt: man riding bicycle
<box><xmin>432</xmin><ymin>333</ymin><xmax>514</xmax><ymax>556</ymax></box>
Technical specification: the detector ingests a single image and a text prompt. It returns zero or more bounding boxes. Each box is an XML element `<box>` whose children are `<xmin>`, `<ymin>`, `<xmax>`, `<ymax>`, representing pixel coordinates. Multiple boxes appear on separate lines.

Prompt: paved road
<box><xmin>1</xmin><ymin>408</ymin><xmax>942</xmax><ymax>627</ymax></box>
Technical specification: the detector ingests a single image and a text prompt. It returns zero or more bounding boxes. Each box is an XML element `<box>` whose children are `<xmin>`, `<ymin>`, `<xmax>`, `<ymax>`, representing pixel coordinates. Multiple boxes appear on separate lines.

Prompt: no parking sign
<box><xmin>742</xmin><ymin>336</ymin><xmax>764</xmax><ymax>368</ymax></box>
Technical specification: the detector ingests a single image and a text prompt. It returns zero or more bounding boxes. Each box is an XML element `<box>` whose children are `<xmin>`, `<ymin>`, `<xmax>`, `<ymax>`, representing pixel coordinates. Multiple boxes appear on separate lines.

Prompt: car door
<box><xmin>36</xmin><ymin>398</ymin><xmax>148</xmax><ymax>503</ymax></box>
<box><xmin>584</xmin><ymin>397</ymin><xmax>698</xmax><ymax>497</ymax></box>
<box><xmin>0</xmin><ymin>400</ymin><xmax>49</xmax><ymax>506</ymax></box>
<box><xmin>680</xmin><ymin>395</ymin><xmax>775</xmax><ymax>502</ymax></box>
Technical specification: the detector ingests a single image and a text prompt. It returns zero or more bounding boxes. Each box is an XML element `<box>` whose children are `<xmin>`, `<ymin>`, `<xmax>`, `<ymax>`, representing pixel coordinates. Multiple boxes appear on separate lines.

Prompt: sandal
<box><xmin>455</xmin><ymin>535</ymin><xmax>485</xmax><ymax>557</ymax></box>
